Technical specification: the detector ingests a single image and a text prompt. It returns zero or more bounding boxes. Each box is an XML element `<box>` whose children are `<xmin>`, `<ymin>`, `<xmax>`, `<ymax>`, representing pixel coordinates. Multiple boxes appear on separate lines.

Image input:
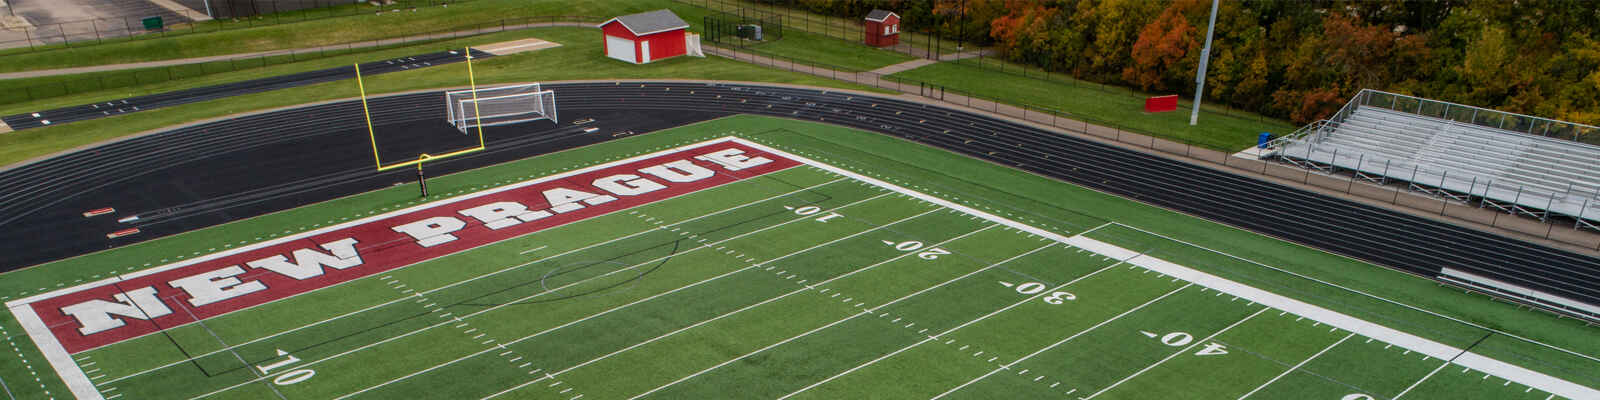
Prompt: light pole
<box><xmin>1189</xmin><ymin>0</ymin><xmax>1219</xmax><ymax>126</ymax></box>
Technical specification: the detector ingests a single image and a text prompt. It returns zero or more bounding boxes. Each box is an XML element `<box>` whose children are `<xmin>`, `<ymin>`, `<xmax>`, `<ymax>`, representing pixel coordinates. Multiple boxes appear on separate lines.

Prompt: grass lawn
<box><xmin>0</xmin><ymin>0</ymin><xmax>705</xmax><ymax>73</ymax></box>
<box><xmin>740</xmin><ymin>29</ymin><xmax>915</xmax><ymax>72</ymax></box>
<box><xmin>0</xmin><ymin>27</ymin><xmax>884</xmax><ymax>169</ymax></box>
<box><xmin>889</xmin><ymin>60</ymin><xmax>1297</xmax><ymax>151</ymax></box>
<box><xmin>1</xmin><ymin>116</ymin><xmax>1590</xmax><ymax>400</ymax></box>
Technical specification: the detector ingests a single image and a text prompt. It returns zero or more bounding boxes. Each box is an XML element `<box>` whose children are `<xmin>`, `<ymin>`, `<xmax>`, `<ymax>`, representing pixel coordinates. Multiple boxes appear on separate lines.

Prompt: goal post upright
<box><xmin>466</xmin><ymin>46</ymin><xmax>486</xmax><ymax>146</ymax></box>
<box><xmin>365</xmin><ymin>48</ymin><xmax>489</xmax><ymax>173</ymax></box>
<box><xmin>355</xmin><ymin>62</ymin><xmax>383</xmax><ymax>171</ymax></box>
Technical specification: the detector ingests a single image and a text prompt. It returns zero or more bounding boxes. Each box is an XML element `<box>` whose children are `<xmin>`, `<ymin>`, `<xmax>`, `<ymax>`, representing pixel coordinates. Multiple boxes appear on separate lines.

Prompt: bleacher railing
<box><xmin>1355</xmin><ymin>89</ymin><xmax>1600</xmax><ymax>147</ymax></box>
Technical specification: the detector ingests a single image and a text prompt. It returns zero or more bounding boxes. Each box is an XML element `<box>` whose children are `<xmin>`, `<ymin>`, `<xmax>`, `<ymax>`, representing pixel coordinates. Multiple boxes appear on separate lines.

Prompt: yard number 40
<box><xmin>255</xmin><ymin>349</ymin><xmax>316</xmax><ymax>386</ymax></box>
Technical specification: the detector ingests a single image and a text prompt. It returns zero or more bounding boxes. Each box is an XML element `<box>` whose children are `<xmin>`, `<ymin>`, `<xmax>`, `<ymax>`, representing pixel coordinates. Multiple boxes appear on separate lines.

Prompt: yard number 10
<box><xmin>255</xmin><ymin>349</ymin><xmax>316</xmax><ymax>386</ymax></box>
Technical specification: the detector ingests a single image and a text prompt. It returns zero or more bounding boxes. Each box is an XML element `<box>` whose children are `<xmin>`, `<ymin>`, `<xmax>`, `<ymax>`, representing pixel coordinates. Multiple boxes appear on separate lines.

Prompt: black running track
<box><xmin>1</xmin><ymin>81</ymin><xmax>1595</xmax><ymax>313</ymax></box>
<box><xmin>1</xmin><ymin>48</ymin><xmax>492</xmax><ymax>130</ymax></box>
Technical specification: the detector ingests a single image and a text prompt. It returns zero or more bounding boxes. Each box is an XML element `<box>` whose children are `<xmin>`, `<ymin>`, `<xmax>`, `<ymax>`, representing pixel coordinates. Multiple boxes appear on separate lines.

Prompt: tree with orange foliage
<box><xmin>1122</xmin><ymin>0</ymin><xmax>1205</xmax><ymax>91</ymax></box>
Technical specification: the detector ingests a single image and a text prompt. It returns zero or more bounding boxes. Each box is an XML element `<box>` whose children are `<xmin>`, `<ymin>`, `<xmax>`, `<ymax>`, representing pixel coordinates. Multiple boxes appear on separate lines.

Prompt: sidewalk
<box><xmin>867</xmin><ymin>49</ymin><xmax>987</xmax><ymax>75</ymax></box>
<box><xmin>702</xmin><ymin>44</ymin><xmax>1600</xmax><ymax>255</ymax></box>
<box><xmin>0</xmin><ymin>21</ymin><xmax>592</xmax><ymax>80</ymax></box>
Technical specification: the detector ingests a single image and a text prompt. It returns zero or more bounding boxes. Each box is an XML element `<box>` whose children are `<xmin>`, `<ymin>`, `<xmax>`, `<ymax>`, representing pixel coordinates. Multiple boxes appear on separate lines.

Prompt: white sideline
<box><xmin>1063</xmin><ymin>235</ymin><xmax>1600</xmax><ymax>400</ymax></box>
<box><xmin>101</xmin><ymin>176</ymin><xmax>851</xmax><ymax>386</ymax></box>
<box><xmin>5</xmin><ymin>136</ymin><xmax>779</xmax><ymax>400</ymax></box>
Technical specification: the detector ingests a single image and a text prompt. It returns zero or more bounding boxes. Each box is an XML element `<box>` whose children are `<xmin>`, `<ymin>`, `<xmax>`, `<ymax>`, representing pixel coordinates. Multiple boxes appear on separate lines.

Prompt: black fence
<box><xmin>0</xmin><ymin>15</ymin><xmax>598</xmax><ymax>107</ymax></box>
<box><xmin>0</xmin><ymin>0</ymin><xmax>479</xmax><ymax>55</ymax></box>
<box><xmin>702</xmin><ymin>9</ymin><xmax>783</xmax><ymax>46</ymax></box>
<box><xmin>674</xmin><ymin>0</ymin><xmax>1280</xmax><ymax>126</ymax></box>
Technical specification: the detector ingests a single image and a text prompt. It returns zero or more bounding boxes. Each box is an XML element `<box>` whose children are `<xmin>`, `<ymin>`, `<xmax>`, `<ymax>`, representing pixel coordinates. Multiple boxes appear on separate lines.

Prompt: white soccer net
<box><xmin>445</xmin><ymin>83</ymin><xmax>558</xmax><ymax>133</ymax></box>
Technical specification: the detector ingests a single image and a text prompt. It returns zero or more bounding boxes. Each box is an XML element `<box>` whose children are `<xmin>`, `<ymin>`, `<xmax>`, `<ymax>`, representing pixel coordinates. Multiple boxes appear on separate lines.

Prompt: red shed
<box><xmin>863</xmin><ymin>9</ymin><xmax>900</xmax><ymax>47</ymax></box>
<box><xmin>598</xmin><ymin>10</ymin><xmax>690</xmax><ymax>64</ymax></box>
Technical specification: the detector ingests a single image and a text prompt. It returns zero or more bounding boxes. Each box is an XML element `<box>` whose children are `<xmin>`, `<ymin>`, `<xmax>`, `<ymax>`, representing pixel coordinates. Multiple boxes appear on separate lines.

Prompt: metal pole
<box><xmin>204</xmin><ymin>0</ymin><xmax>215</xmax><ymax>18</ymax></box>
<box><xmin>1188</xmin><ymin>0</ymin><xmax>1219</xmax><ymax>126</ymax></box>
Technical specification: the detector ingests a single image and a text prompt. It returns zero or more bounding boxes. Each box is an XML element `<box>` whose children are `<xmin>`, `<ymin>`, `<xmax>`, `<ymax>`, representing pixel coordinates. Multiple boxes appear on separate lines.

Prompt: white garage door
<box><xmin>605</xmin><ymin>35</ymin><xmax>636</xmax><ymax>64</ymax></box>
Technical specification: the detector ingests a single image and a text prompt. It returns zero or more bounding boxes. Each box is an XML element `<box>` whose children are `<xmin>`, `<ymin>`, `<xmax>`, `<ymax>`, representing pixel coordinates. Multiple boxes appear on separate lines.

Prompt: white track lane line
<box><xmin>1082</xmin><ymin>307</ymin><xmax>1269</xmax><ymax>399</ymax></box>
<box><xmin>189</xmin><ymin>190</ymin><xmax>898</xmax><ymax>400</ymax></box>
<box><xmin>104</xmin><ymin>176</ymin><xmax>849</xmax><ymax>385</ymax></box>
<box><xmin>348</xmin><ymin>207</ymin><xmax>947</xmax><ymax>400</ymax></box>
<box><xmin>929</xmin><ymin>284</ymin><xmax>1194</xmax><ymax>399</ymax></box>
<box><xmin>1237</xmin><ymin>333</ymin><xmax>1355</xmax><ymax>399</ymax></box>
<box><xmin>623</xmin><ymin>225</ymin><xmax>1003</xmax><ymax>400</ymax></box>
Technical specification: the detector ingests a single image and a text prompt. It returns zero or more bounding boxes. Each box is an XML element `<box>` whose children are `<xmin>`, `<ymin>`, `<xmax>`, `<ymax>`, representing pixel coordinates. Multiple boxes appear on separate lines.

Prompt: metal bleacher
<box><xmin>1268</xmin><ymin>89</ymin><xmax>1600</xmax><ymax>230</ymax></box>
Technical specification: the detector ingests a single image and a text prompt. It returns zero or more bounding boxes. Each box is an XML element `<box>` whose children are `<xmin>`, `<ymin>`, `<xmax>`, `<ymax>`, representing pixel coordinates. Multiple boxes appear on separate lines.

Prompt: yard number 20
<box><xmin>883</xmin><ymin>240</ymin><xmax>950</xmax><ymax>260</ymax></box>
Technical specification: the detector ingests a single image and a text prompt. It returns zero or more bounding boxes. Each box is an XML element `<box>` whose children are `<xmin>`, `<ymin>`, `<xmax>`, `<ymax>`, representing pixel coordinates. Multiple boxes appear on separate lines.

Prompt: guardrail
<box><xmin>1355</xmin><ymin>89</ymin><xmax>1600</xmax><ymax>146</ymax></box>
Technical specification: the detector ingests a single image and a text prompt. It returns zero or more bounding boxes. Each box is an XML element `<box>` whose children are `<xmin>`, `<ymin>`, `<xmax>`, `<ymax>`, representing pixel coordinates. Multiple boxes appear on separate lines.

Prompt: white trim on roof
<box><xmin>865</xmin><ymin>12</ymin><xmax>899</xmax><ymax>22</ymax></box>
<box><xmin>596</xmin><ymin>18</ymin><xmax>689</xmax><ymax>37</ymax></box>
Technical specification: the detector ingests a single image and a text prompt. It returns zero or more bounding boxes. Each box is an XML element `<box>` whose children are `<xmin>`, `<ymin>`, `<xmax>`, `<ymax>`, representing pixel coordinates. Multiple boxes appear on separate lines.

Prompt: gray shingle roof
<box><xmin>602</xmin><ymin>9</ymin><xmax>690</xmax><ymax>36</ymax></box>
<box><xmin>866</xmin><ymin>9</ymin><xmax>898</xmax><ymax>22</ymax></box>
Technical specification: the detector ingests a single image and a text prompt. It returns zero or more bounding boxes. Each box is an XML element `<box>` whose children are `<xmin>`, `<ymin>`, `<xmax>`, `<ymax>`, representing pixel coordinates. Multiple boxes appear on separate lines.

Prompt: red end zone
<box><xmin>23</xmin><ymin>139</ymin><xmax>798</xmax><ymax>354</ymax></box>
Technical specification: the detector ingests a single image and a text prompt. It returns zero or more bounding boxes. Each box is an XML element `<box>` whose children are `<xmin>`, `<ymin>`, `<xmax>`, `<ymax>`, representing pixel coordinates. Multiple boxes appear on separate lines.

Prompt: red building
<box><xmin>863</xmin><ymin>9</ymin><xmax>900</xmax><ymax>47</ymax></box>
<box><xmin>599</xmin><ymin>10</ymin><xmax>690</xmax><ymax>64</ymax></box>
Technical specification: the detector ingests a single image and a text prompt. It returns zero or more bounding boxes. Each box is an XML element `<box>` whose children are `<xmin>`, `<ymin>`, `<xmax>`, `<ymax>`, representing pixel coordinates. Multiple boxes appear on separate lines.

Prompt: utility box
<box><xmin>141</xmin><ymin>16</ymin><xmax>163</xmax><ymax>31</ymax></box>
<box><xmin>863</xmin><ymin>9</ymin><xmax>899</xmax><ymax>47</ymax></box>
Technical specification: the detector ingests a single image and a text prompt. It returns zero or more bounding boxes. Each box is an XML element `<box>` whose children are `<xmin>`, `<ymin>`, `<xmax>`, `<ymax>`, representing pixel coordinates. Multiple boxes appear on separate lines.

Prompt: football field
<box><xmin>2</xmin><ymin>118</ymin><xmax>1595</xmax><ymax>400</ymax></box>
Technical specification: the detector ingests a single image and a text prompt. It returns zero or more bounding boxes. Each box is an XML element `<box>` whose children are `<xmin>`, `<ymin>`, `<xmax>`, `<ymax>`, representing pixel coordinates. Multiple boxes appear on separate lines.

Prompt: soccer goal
<box><xmin>445</xmin><ymin>83</ymin><xmax>558</xmax><ymax>134</ymax></box>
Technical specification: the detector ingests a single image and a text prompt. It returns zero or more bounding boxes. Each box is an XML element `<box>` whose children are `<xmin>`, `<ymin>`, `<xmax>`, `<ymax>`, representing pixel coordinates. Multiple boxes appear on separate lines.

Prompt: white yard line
<box><xmin>1237</xmin><ymin>333</ymin><xmax>1355</xmax><ymax>399</ymax></box>
<box><xmin>624</xmin><ymin>225</ymin><xmax>1003</xmax><ymax>400</ymax></box>
<box><xmin>929</xmin><ymin>284</ymin><xmax>1193</xmax><ymax>399</ymax></box>
<box><xmin>344</xmin><ymin>207</ymin><xmax>948</xmax><ymax>400</ymax></box>
<box><xmin>479</xmin><ymin>218</ymin><xmax>1000</xmax><ymax>400</ymax></box>
<box><xmin>1082</xmin><ymin>307</ymin><xmax>1268</xmax><ymax>399</ymax></box>
<box><xmin>189</xmin><ymin>190</ymin><xmax>903</xmax><ymax>400</ymax></box>
<box><xmin>103</xmin><ymin>175</ymin><xmax>851</xmax><ymax>386</ymax></box>
<box><xmin>1064</xmin><ymin>235</ymin><xmax>1600</xmax><ymax>400</ymax></box>
<box><xmin>778</xmin><ymin>243</ymin><xmax>1129</xmax><ymax>399</ymax></box>
<box><xmin>1393</xmin><ymin>362</ymin><xmax>1452</xmax><ymax>399</ymax></box>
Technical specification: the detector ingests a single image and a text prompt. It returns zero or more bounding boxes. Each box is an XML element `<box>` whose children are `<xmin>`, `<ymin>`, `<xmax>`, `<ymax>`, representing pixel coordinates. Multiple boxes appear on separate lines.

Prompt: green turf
<box><xmin>1</xmin><ymin>115</ymin><xmax>1593</xmax><ymax>400</ymax></box>
<box><xmin>887</xmin><ymin>60</ymin><xmax>1296</xmax><ymax>150</ymax></box>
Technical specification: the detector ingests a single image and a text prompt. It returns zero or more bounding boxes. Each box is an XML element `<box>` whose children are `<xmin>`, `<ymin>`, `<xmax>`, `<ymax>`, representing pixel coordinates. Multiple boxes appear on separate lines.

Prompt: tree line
<box><xmin>756</xmin><ymin>0</ymin><xmax>1600</xmax><ymax>127</ymax></box>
